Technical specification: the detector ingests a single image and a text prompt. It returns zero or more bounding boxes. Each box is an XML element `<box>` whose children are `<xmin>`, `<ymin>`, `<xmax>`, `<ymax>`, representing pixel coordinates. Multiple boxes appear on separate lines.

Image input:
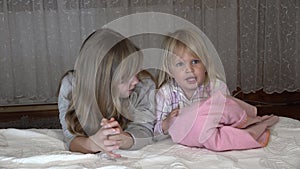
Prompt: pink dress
<box><xmin>168</xmin><ymin>91</ymin><xmax>278</xmax><ymax>151</ymax></box>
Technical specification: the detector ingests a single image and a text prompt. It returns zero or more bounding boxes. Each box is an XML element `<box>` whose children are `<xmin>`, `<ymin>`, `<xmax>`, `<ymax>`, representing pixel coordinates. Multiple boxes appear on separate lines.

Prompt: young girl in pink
<box><xmin>154</xmin><ymin>28</ymin><xmax>279</xmax><ymax>151</ymax></box>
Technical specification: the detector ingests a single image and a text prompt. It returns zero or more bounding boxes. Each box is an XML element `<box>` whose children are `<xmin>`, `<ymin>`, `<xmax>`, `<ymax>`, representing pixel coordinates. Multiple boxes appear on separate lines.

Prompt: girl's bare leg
<box><xmin>245</xmin><ymin>116</ymin><xmax>279</xmax><ymax>139</ymax></box>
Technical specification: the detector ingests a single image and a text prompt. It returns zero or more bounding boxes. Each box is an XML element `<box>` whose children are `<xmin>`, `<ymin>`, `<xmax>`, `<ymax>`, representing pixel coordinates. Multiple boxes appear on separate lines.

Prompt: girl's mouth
<box><xmin>185</xmin><ymin>77</ymin><xmax>197</xmax><ymax>83</ymax></box>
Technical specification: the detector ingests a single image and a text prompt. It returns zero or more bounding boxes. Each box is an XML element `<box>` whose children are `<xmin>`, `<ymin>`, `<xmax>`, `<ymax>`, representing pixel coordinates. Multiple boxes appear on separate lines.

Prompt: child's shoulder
<box><xmin>58</xmin><ymin>70</ymin><xmax>74</xmax><ymax>87</ymax></box>
<box><xmin>209</xmin><ymin>79</ymin><xmax>230</xmax><ymax>95</ymax></box>
<box><xmin>61</xmin><ymin>71</ymin><xmax>75</xmax><ymax>85</ymax></box>
<box><xmin>159</xmin><ymin>80</ymin><xmax>173</xmax><ymax>89</ymax></box>
<box><xmin>157</xmin><ymin>81</ymin><xmax>176</xmax><ymax>94</ymax></box>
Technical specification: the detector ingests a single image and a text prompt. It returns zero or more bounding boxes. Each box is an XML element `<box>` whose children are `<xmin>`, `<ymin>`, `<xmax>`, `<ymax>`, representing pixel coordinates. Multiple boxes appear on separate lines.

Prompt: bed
<box><xmin>0</xmin><ymin>116</ymin><xmax>299</xmax><ymax>169</ymax></box>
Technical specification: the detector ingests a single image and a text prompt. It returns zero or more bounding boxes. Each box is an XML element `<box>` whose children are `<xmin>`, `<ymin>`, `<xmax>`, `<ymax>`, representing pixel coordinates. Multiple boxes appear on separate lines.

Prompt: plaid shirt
<box><xmin>154</xmin><ymin>79</ymin><xmax>228</xmax><ymax>136</ymax></box>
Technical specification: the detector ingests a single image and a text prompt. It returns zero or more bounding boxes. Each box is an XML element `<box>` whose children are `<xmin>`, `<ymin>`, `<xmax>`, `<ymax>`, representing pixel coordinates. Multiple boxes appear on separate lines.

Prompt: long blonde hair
<box><xmin>66</xmin><ymin>28</ymin><xmax>143</xmax><ymax>136</ymax></box>
<box><xmin>158</xmin><ymin>29</ymin><xmax>226</xmax><ymax>88</ymax></box>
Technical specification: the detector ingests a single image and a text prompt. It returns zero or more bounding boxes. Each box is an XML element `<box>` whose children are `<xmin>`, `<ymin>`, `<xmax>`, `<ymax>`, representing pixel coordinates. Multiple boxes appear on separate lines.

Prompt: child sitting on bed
<box><xmin>154</xmin><ymin>28</ymin><xmax>279</xmax><ymax>151</ymax></box>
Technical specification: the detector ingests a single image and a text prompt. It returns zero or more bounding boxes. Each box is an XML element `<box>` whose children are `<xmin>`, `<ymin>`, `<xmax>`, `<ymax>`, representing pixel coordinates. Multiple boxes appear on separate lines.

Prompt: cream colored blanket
<box><xmin>0</xmin><ymin>117</ymin><xmax>299</xmax><ymax>169</ymax></box>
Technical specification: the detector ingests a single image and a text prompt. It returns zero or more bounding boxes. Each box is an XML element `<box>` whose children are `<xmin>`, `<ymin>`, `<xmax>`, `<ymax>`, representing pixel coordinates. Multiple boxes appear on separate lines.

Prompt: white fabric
<box><xmin>0</xmin><ymin>0</ymin><xmax>299</xmax><ymax>105</ymax></box>
<box><xmin>0</xmin><ymin>117</ymin><xmax>299</xmax><ymax>169</ymax></box>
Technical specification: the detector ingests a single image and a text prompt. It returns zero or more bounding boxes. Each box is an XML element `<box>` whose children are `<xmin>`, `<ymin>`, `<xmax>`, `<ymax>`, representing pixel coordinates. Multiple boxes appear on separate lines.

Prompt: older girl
<box><xmin>58</xmin><ymin>28</ymin><xmax>156</xmax><ymax>157</ymax></box>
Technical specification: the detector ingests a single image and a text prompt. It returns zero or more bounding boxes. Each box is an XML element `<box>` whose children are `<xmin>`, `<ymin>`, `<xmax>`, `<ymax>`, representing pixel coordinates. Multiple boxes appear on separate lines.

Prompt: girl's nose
<box><xmin>185</xmin><ymin>64</ymin><xmax>194</xmax><ymax>73</ymax></box>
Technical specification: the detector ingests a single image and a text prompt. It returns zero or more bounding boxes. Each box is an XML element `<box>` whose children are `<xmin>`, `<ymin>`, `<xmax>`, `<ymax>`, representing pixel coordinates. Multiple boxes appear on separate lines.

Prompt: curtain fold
<box><xmin>239</xmin><ymin>0</ymin><xmax>299</xmax><ymax>93</ymax></box>
<box><xmin>0</xmin><ymin>0</ymin><xmax>299</xmax><ymax>105</ymax></box>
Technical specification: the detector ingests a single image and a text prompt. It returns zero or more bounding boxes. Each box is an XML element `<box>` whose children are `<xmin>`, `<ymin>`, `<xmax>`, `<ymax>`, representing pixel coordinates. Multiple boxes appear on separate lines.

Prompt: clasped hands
<box><xmin>89</xmin><ymin>118</ymin><xmax>124</xmax><ymax>158</ymax></box>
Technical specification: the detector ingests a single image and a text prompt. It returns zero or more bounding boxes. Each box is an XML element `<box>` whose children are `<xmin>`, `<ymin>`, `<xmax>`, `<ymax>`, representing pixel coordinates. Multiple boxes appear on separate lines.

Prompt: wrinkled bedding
<box><xmin>0</xmin><ymin>117</ymin><xmax>299</xmax><ymax>169</ymax></box>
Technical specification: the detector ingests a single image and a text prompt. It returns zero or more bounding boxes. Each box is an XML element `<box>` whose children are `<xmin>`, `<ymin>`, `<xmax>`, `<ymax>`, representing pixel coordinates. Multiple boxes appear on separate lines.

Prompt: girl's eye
<box><xmin>191</xmin><ymin>60</ymin><xmax>200</xmax><ymax>64</ymax></box>
<box><xmin>175</xmin><ymin>62</ymin><xmax>184</xmax><ymax>67</ymax></box>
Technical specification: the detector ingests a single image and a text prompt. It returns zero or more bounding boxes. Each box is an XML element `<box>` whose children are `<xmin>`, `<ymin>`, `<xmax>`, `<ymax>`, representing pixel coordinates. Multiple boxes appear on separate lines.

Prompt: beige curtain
<box><xmin>0</xmin><ymin>0</ymin><xmax>299</xmax><ymax>105</ymax></box>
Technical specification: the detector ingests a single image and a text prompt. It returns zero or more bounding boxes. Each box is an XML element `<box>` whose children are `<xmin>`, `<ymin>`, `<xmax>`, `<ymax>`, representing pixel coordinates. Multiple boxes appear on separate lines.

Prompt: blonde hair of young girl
<box><xmin>66</xmin><ymin>28</ymin><xmax>147</xmax><ymax>136</ymax></box>
<box><xmin>158</xmin><ymin>28</ymin><xmax>226</xmax><ymax>89</ymax></box>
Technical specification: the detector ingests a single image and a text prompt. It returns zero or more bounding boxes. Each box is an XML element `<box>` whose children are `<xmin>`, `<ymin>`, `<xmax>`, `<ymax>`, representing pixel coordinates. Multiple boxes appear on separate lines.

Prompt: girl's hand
<box><xmin>162</xmin><ymin>108</ymin><xmax>179</xmax><ymax>134</ymax></box>
<box><xmin>89</xmin><ymin>118</ymin><xmax>121</xmax><ymax>158</ymax></box>
<box><xmin>102</xmin><ymin>118</ymin><xmax>134</xmax><ymax>150</ymax></box>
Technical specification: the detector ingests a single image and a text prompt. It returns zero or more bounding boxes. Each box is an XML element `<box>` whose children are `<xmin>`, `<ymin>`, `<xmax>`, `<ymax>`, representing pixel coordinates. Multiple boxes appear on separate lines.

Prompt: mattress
<box><xmin>0</xmin><ymin>117</ymin><xmax>299</xmax><ymax>169</ymax></box>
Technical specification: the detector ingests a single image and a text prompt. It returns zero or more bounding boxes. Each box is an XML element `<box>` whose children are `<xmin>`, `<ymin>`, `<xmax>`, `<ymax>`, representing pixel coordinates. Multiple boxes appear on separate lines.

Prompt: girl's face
<box><xmin>170</xmin><ymin>47</ymin><xmax>206</xmax><ymax>99</ymax></box>
<box><xmin>117</xmin><ymin>75</ymin><xmax>139</xmax><ymax>98</ymax></box>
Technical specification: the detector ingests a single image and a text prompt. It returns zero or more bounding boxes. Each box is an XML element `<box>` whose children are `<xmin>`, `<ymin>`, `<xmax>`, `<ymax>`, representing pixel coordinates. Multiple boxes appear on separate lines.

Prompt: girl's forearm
<box><xmin>69</xmin><ymin>136</ymin><xmax>101</xmax><ymax>153</ymax></box>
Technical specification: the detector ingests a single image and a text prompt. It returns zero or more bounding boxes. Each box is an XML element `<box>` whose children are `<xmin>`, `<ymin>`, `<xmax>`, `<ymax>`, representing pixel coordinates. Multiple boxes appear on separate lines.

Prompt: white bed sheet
<box><xmin>0</xmin><ymin>117</ymin><xmax>300</xmax><ymax>169</ymax></box>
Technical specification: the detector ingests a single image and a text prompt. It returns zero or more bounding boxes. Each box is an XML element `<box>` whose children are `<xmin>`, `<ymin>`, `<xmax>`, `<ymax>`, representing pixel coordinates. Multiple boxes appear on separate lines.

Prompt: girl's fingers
<box><xmin>103</xmin><ymin>120</ymin><xmax>120</xmax><ymax>129</ymax></box>
<box><xmin>103</xmin><ymin>139</ymin><xmax>120</xmax><ymax>147</ymax></box>
<box><xmin>108</xmin><ymin>134</ymin><xmax>122</xmax><ymax>142</ymax></box>
<box><xmin>170</xmin><ymin>109</ymin><xmax>179</xmax><ymax>117</ymax></box>
<box><xmin>101</xmin><ymin>117</ymin><xmax>116</xmax><ymax>125</ymax></box>
<box><xmin>101</xmin><ymin>118</ymin><xmax>109</xmax><ymax>126</ymax></box>
<box><xmin>103</xmin><ymin>145</ymin><xmax>121</xmax><ymax>158</ymax></box>
<box><xmin>106</xmin><ymin>151</ymin><xmax>122</xmax><ymax>158</ymax></box>
<box><xmin>101</xmin><ymin>117</ymin><xmax>117</xmax><ymax>126</ymax></box>
<box><xmin>103</xmin><ymin>140</ymin><xmax>119</xmax><ymax>148</ymax></box>
<box><xmin>102</xmin><ymin>127</ymin><xmax>120</xmax><ymax>136</ymax></box>
<box><xmin>174</xmin><ymin>109</ymin><xmax>179</xmax><ymax>116</ymax></box>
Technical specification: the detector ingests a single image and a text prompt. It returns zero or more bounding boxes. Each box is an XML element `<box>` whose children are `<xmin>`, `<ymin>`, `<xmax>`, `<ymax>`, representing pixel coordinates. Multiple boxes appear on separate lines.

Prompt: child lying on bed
<box><xmin>154</xmin><ymin>28</ymin><xmax>279</xmax><ymax>151</ymax></box>
<box><xmin>58</xmin><ymin>28</ymin><xmax>156</xmax><ymax>157</ymax></box>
